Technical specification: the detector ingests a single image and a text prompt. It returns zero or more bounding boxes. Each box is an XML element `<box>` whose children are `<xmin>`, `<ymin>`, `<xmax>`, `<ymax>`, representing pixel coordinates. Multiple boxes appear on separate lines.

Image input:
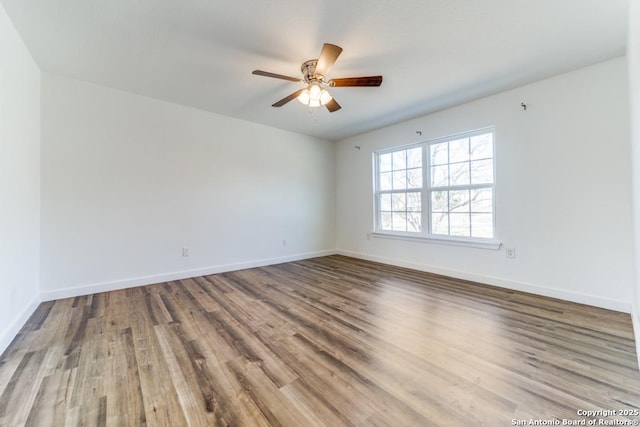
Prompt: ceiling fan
<box><xmin>252</xmin><ymin>43</ymin><xmax>383</xmax><ymax>113</ymax></box>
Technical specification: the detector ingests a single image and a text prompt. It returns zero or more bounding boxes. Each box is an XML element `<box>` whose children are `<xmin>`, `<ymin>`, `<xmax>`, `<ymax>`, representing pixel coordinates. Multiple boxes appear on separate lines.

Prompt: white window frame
<box><xmin>373</xmin><ymin>127</ymin><xmax>501</xmax><ymax>250</ymax></box>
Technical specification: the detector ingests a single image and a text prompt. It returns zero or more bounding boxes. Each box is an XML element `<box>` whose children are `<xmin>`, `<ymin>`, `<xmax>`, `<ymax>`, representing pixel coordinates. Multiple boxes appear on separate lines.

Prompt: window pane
<box><xmin>381</xmin><ymin>212</ymin><xmax>392</xmax><ymax>230</ymax></box>
<box><xmin>393</xmin><ymin>170</ymin><xmax>407</xmax><ymax>190</ymax></box>
<box><xmin>379</xmin><ymin>153</ymin><xmax>392</xmax><ymax>172</ymax></box>
<box><xmin>391</xmin><ymin>193</ymin><xmax>406</xmax><ymax>211</ymax></box>
<box><xmin>470</xmin><ymin>133</ymin><xmax>493</xmax><ymax>160</ymax></box>
<box><xmin>450</xmin><ymin>213</ymin><xmax>470</xmax><ymax>236</ymax></box>
<box><xmin>430</xmin><ymin>142</ymin><xmax>448</xmax><ymax>165</ymax></box>
<box><xmin>407</xmin><ymin>212</ymin><xmax>421</xmax><ymax>232</ymax></box>
<box><xmin>407</xmin><ymin>168</ymin><xmax>422</xmax><ymax>189</ymax></box>
<box><xmin>431</xmin><ymin>165</ymin><xmax>448</xmax><ymax>187</ymax></box>
<box><xmin>471</xmin><ymin>214</ymin><xmax>493</xmax><ymax>238</ymax></box>
<box><xmin>470</xmin><ymin>159</ymin><xmax>493</xmax><ymax>184</ymax></box>
<box><xmin>392</xmin><ymin>212</ymin><xmax>406</xmax><ymax>231</ymax></box>
<box><xmin>407</xmin><ymin>192</ymin><xmax>421</xmax><ymax>211</ymax></box>
<box><xmin>450</xmin><ymin>162</ymin><xmax>470</xmax><ymax>186</ymax></box>
<box><xmin>380</xmin><ymin>172</ymin><xmax>392</xmax><ymax>191</ymax></box>
<box><xmin>450</xmin><ymin>190</ymin><xmax>470</xmax><ymax>212</ymax></box>
<box><xmin>470</xmin><ymin>188</ymin><xmax>492</xmax><ymax>213</ymax></box>
<box><xmin>392</xmin><ymin>151</ymin><xmax>406</xmax><ymax>171</ymax></box>
<box><xmin>407</xmin><ymin>147</ymin><xmax>422</xmax><ymax>168</ymax></box>
<box><xmin>449</xmin><ymin>138</ymin><xmax>469</xmax><ymax>163</ymax></box>
<box><xmin>431</xmin><ymin>190</ymin><xmax>448</xmax><ymax>212</ymax></box>
<box><xmin>380</xmin><ymin>193</ymin><xmax>392</xmax><ymax>211</ymax></box>
<box><xmin>431</xmin><ymin>213</ymin><xmax>449</xmax><ymax>235</ymax></box>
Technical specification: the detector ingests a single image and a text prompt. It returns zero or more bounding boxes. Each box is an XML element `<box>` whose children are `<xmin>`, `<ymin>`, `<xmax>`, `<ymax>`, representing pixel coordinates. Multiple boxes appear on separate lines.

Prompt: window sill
<box><xmin>371</xmin><ymin>231</ymin><xmax>502</xmax><ymax>250</ymax></box>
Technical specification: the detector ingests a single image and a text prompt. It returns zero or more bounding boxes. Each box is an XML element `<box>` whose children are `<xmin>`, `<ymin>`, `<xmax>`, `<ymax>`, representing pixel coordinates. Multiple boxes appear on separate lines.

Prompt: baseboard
<box><xmin>0</xmin><ymin>294</ymin><xmax>42</xmax><ymax>356</ymax></box>
<box><xmin>632</xmin><ymin>305</ymin><xmax>640</xmax><ymax>370</ymax></box>
<box><xmin>40</xmin><ymin>249</ymin><xmax>337</xmax><ymax>302</ymax></box>
<box><xmin>336</xmin><ymin>249</ymin><xmax>631</xmax><ymax>313</ymax></box>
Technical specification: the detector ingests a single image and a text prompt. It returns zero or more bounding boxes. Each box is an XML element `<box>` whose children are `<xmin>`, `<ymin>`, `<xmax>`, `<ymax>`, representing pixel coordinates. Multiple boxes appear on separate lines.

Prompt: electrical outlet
<box><xmin>182</xmin><ymin>247</ymin><xmax>190</xmax><ymax>257</ymax></box>
<box><xmin>282</xmin><ymin>240</ymin><xmax>287</xmax><ymax>246</ymax></box>
<box><xmin>366</xmin><ymin>233</ymin><xmax>371</xmax><ymax>240</ymax></box>
<box><xmin>505</xmin><ymin>247</ymin><xmax>516</xmax><ymax>259</ymax></box>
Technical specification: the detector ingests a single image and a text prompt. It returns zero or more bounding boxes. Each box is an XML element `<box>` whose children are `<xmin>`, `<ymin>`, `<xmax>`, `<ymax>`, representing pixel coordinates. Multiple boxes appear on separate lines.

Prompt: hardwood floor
<box><xmin>1</xmin><ymin>255</ymin><xmax>639</xmax><ymax>426</ymax></box>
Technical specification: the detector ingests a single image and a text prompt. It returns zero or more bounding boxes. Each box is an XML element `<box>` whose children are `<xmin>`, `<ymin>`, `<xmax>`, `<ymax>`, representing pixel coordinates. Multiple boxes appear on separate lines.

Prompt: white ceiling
<box><xmin>2</xmin><ymin>0</ymin><xmax>629</xmax><ymax>141</ymax></box>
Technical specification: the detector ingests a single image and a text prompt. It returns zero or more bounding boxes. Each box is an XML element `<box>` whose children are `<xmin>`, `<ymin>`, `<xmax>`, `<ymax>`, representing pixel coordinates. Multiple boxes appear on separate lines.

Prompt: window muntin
<box><xmin>375</xmin><ymin>129</ymin><xmax>495</xmax><ymax>241</ymax></box>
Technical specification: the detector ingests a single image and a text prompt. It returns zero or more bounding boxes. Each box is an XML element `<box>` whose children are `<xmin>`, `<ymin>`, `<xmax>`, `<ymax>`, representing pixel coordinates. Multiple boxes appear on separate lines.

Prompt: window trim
<box><xmin>373</xmin><ymin>127</ymin><xmax>501</xmax><ymax>250</ymax></box>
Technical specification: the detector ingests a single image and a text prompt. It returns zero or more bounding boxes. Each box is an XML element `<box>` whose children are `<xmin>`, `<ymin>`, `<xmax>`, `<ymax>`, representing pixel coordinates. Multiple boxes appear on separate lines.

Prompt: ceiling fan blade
<box><xmin>315</xmin><ymin>43</ymin><xmax>343</xmax><ymax>77</ymax></box>
<box><xmin>325</xmin><ymin>98</ymin><xmax>341</xmax><ymax>113</ymax></box>
<box><xmin>329</xmin><ymin>76</ymin><xmax>383</xmax><ymax>87</ymax></box>
<box><xmin>272</xmin><ymin>89</ymin><xmax>305</xmax><ymax>107</ymax></box>
<box><xmin>252</xmin><ymin>70</ymin><xmax>302</xmax><ymax>83</ymax></box>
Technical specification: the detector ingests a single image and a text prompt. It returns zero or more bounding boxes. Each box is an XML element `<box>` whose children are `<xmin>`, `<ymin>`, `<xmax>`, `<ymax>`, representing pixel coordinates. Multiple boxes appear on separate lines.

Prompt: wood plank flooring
<box><xmin>1</xmin><ymin>255</ymin><xmax>639</xmax><ymax>426</ymax></box>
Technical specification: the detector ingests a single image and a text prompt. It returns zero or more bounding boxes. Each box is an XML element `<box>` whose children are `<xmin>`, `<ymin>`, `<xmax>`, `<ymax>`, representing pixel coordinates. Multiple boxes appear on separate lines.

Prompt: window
<box><xmin>374</xmin><ymin>128</ymin><xmax>496</xmax><ymax>245</ymax></box>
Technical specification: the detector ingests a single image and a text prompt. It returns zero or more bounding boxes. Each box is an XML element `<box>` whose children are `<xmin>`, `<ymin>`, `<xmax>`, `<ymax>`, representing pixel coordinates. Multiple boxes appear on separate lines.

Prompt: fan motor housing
<box><xmin>301</xmin><ymin>59</ymin><xmax>320</xmax><ymax>82</ymax></box>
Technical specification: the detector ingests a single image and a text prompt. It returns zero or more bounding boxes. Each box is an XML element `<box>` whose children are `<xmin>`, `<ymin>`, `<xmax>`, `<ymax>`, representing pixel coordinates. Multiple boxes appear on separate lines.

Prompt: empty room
<box><xmin>2</xmin><ymin>0</ymin><xmax>640</xmax><ymax>425</ymax></box>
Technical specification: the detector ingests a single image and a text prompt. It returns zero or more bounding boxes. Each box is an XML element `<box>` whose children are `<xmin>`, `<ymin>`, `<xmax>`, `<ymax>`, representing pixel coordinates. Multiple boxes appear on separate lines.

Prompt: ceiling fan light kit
<box><xmin>298</xmin><ymin>82</ymin><xmax>332</xmax><ymax>107</ymax></box>
<box><xmin>252</xmin><ymin>43</ymin><xmax>383</xmax><ymax>113</ymax></box>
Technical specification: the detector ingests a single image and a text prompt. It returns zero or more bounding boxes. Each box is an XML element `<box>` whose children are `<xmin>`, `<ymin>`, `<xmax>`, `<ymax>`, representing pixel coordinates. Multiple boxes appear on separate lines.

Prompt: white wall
<box><xmin>0</xmin><ymin>4</ymin><xmax>41</xmax><ymax>353</ymax></box>
<box><xmin>336</xmin><ymin>57</ymin><xmax>633</xmax><ymax>312</ymax></box>
<box><xmin>40</xmin><ymin>74</ymin><xmax>335</xmax><ymax>299</ymax></box>
<box><xmin>628</xmin><ymin>1</ymin><xmax>640</xmax><ymax>362</ymax></box>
